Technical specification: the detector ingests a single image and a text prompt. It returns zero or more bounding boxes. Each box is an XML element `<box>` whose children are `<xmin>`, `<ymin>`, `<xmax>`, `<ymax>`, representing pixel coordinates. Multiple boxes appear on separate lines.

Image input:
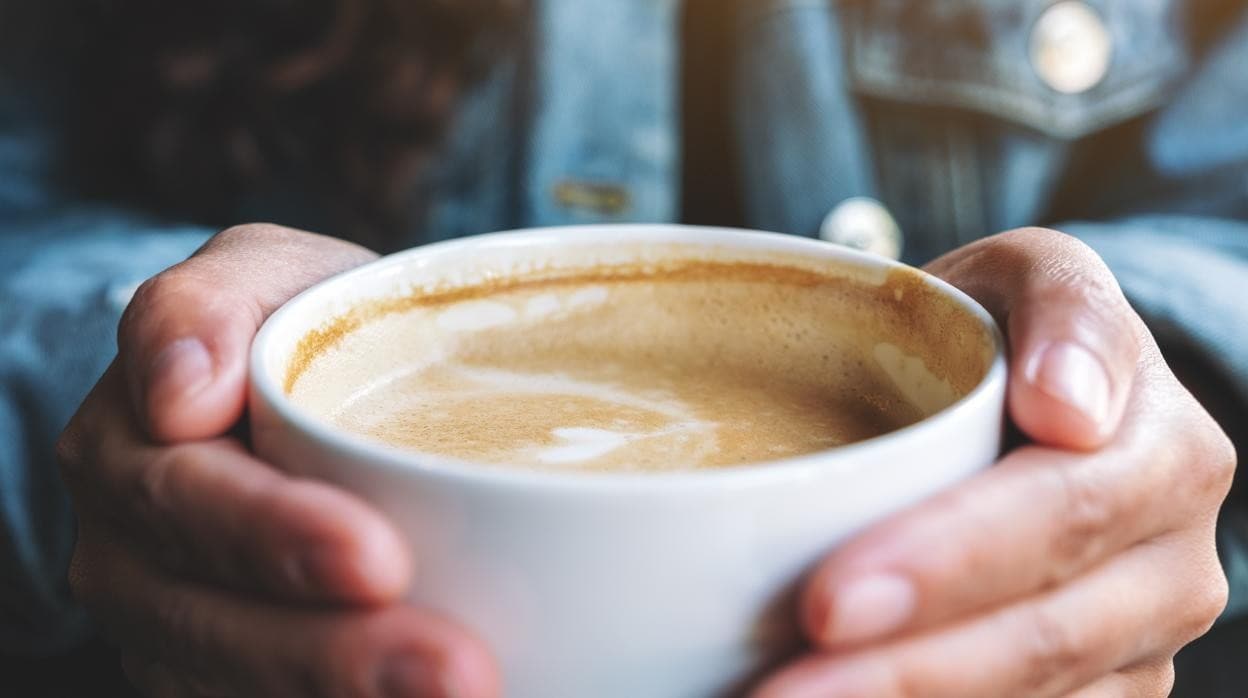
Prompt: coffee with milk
<box><xmin>285</xmin><ymin>252</ymin><xmax>985</xmax><ymax>472</ymax></box>
<box><xmin>252</xmin><ymin>228</ymin><xmax>1006</xmax><ymax>698</ymax></box>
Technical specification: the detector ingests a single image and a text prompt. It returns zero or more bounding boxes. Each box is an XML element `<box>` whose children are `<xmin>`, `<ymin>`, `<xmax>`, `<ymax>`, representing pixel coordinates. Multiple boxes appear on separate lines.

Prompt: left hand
<box><xmin>755</xmin><ymin>228</ymin><xmax>1237</xmax><ymax>697</ymax></box>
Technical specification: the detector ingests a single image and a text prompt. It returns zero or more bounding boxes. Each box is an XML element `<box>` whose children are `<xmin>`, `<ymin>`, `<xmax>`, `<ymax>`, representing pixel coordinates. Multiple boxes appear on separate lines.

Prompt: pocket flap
<box><xmin>844</xmin><ymin>0</ymin><xmax>1189</xmax><ymax>139</ymax></box>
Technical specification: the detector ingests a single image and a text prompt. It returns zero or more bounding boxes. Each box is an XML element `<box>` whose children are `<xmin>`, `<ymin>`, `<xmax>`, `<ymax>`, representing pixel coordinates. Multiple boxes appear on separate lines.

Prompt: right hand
<box><xmin>57</xmin><ymin>224</ymin><xmax>500</xmax><ymax>697</ymax></box>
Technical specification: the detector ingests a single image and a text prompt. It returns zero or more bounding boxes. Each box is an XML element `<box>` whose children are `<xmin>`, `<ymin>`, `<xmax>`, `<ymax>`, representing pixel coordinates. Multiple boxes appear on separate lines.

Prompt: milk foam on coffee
<box><xmin>286</xmin><ymin>255</ymin><xmax>989</xmax><ymax>473</ymax></box>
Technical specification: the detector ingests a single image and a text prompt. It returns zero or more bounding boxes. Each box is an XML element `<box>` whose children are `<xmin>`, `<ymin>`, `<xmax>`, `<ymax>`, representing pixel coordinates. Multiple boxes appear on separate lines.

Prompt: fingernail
<box><xmin>1025</xmin><ymin>342</ymin><xmax>1111</xmax><ymax>426</ymax></box>
<box><xmin>148</xmin><ymin>337</ymin><xmax>213</xmax><ymax>402</ymax></box>
<box><xmin>823</xmin><ymin>574</ymin><xmax>916</xmax><ymax>643</ymax></box>
<box><xmin>380</xmin><ymin>655</ymin><xmax>456</xmax><ymax>698</ymax></box>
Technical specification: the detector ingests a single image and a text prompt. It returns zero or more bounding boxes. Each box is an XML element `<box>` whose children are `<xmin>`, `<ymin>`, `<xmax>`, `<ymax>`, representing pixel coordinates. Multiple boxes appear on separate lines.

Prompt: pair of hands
<box><xmin>58</xmin><ymin>224</ymin><xmax>1235</xmax><ymax>697</ymax></box>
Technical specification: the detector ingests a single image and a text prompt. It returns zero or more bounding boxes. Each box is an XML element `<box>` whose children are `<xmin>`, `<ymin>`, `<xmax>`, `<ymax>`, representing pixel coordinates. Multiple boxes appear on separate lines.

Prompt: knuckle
<box><xmin>996</xmin><ymin>226</ymin><xmax>1066</xmax><ymax>247</ymax></box>
<box><xmin>54</xmin><ymin>425</ymin><xmax>88</xmax><ymax>491</ymax></box>
<box><xmin>209</xmin><ymin>224</ymin><xmax>307</xmax><ymax>268</ymax></box>
<box><xmin>212</xmin><ymin>222</ymin><xmax>293</xmax><ymax>249</ymax></box>
<box><xmin>127</xmin><ymin>265</ymin><xmax>232</xmax><ymax>318</ymax></box>
<box><xmin>119</xmin><ymin>272</ymin><xmax>203</xmax><ymax>347</ymax></box>
<box><xmin>1046</xmin><ymin>464</ymin><xmax>1119</xmax><ymax>577</ymax></box>
<box><xmin>144</xmin><ymin>265</ymin><xmax>264</xmax><ymax>340</ymax></box>
<box><xmin>125</xmin><ymin>272</ymin><xmax>177</xmax><ymax>317</ymax></box>
<box><xmin>1147</xmin><ymin>661</ymin><xmax>1177</xmax><ymax>698</ymax></box>
<box><xmin>54</xmin><ymin>426</ymin><xmax>79</xmax><ymax>470</ymax></box>
<box><xmin>1186</xmin><ymin>412</ymin><xmax>1237</xmax><ymax>503</ymax></box>
<box><xmin>130</xmin><ymin>445</ymin><xmax>205</xmax><ymax>574</ymax></box>
<box><xmin>1008</xmin><ymin>226</ymin><xmax>1098</xmax><ymax>259</ymax></box>
<box><xmin>1180</xmin><ymin>567</ymin><xmax>1228</xmax><ymax>644</ymax></box>
<box><xmin>1039</xmin><ymin>263</ymin><xmax>1129</xmax><ymax>328</ymax></box>
<box><xmin>117</xmin><ymin>276</ymin><xmax>162</xmax><ymax>348</ymax></box>
<box><xmin>1019</xmin><ymin>603</ymin><xmax>1085</xmax><ymax>692</ymax></box>
<box><xmin>133</xmin><ymin>443</ymin><xmax>209</xmax><ymax>541</ymax></box>
<box><xmin>915</xmin><ymin>490</ymin><xmax>997</xmax><ymax>587</ymax></box>
<box><xmin>135</xmin><ymin>445</ymin><xmax>185</xmax><ymax>521</ymax></box>
<box><xmin>1004</xmin><ymin>229</ymin><xmax>1131</xmax><ymax>312</ymax></box>
<box><xmin>1000</xmin><ymin>227</ymin><xmax>1104</xmax><ymax>275</ymax></box>
<box><xmin>156</xmin><ymin>593</ymin><xmax>217</xmax><ymax>670</ymax></box>
<box><xmin>991</xmin><ymin>228</ymin><xmax>1143</xmax><ymax>343</ymax></box>
<box><xmin>213</xmin><ymin>224</ymin><xmax>254</xmax><ymax>243</ymax></box>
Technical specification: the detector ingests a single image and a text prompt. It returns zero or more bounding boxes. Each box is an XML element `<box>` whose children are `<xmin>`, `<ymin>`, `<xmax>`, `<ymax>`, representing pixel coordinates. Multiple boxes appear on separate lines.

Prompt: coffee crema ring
<box><xmin>286</xmin><ymin>257</ymin><xmax>990</xmax><ymax>473</ymax></box>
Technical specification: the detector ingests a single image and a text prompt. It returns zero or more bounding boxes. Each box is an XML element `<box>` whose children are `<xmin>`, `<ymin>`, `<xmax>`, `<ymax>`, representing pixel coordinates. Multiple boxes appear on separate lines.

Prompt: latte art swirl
<box><xmin>286</xmin><ymin>258</ymin><xmax>981</xmax><ymax>472</ymax></box>
<box><xmin>333</xmin><ymin>364</ymin><xmax>724</xmax><ymax>469</ymax></box>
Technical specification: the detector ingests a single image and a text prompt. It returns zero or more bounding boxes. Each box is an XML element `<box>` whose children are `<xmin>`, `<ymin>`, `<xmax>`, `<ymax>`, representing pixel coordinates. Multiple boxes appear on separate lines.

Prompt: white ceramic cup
<box><xmin>249</xmin><ymin>225</ymin><xmax>1007</xmax><ymax>698</ymax></box>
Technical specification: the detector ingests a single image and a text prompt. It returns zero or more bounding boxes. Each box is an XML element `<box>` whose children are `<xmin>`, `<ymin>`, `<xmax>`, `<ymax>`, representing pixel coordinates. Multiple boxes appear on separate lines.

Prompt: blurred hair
<box><xmin>14</xmin><ymin>0</ymin><xmax>520</xmax><ymax>244</ymax></box>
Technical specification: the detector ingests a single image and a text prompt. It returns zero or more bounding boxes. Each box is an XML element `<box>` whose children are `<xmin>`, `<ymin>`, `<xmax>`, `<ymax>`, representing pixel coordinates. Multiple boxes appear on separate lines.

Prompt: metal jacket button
<box><xmin>1031</xmin><ymin>1</ymin><xmax>1113</xmax><ymax>95</ymax></box>
<box><xmin>819</xmin><ymin>197</ymin><xmax>903</xmax><ymax>260</ymax></box>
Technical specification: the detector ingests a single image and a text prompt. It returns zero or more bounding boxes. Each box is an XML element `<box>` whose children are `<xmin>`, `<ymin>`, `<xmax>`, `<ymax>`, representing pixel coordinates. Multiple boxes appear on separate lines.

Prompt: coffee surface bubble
<box><xmin>287</xmin><ymin>259</ymin><xmax>988</xmax><ymax>472</ymax></box>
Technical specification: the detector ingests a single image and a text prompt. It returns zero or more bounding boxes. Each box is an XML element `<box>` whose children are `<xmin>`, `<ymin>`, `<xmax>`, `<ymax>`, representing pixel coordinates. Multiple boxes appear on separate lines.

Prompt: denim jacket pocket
<box><xmin>843</xmin><ymin>0</ymin><xmax>1190</xmax><ymax>139</ymax></box>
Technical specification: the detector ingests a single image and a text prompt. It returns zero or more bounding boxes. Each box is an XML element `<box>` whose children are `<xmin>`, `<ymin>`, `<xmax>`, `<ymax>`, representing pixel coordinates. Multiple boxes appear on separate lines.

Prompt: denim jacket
<box><xmin>3</xmin><ymin>0</ymin><xmax>1248</xmax><ymax>655</ymax></box>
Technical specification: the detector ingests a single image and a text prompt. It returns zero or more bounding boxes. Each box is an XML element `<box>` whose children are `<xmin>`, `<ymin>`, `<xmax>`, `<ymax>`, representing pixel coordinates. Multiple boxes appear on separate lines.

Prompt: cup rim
<box><xmin>249</xmin><ymin>224</ymin><xmax>1007</xmax><ymax>494</ymax></box>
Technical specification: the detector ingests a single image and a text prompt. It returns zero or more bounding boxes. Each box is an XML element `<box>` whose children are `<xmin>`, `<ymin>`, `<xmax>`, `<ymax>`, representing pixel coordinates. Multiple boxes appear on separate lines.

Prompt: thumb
<box><xmin>926</xmin><ymin>228</ymin><xmax>1141</xmax><ymax>450</ymax></box>
<box><xmin>118</xmin><ymin>224</ymin><xmax>378</xmax><ymax>442</ymax></box>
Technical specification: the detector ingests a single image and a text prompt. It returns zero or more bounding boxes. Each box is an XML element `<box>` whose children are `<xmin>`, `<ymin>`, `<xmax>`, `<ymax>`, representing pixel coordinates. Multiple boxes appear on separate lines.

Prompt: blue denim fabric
<box><xmin>3</xmin><ymin>0</ymin><xmax>1247</xmax><ymax>654</ymax></box>
<box><xmin>0</xmin><ymin>213</ymin><xmax>210</xmax><ymax>654</ymax></box>
<box><xmin>733</xmin><ymin>0</ymin><xmax>876</xmax><ymax>240</ymax></box>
